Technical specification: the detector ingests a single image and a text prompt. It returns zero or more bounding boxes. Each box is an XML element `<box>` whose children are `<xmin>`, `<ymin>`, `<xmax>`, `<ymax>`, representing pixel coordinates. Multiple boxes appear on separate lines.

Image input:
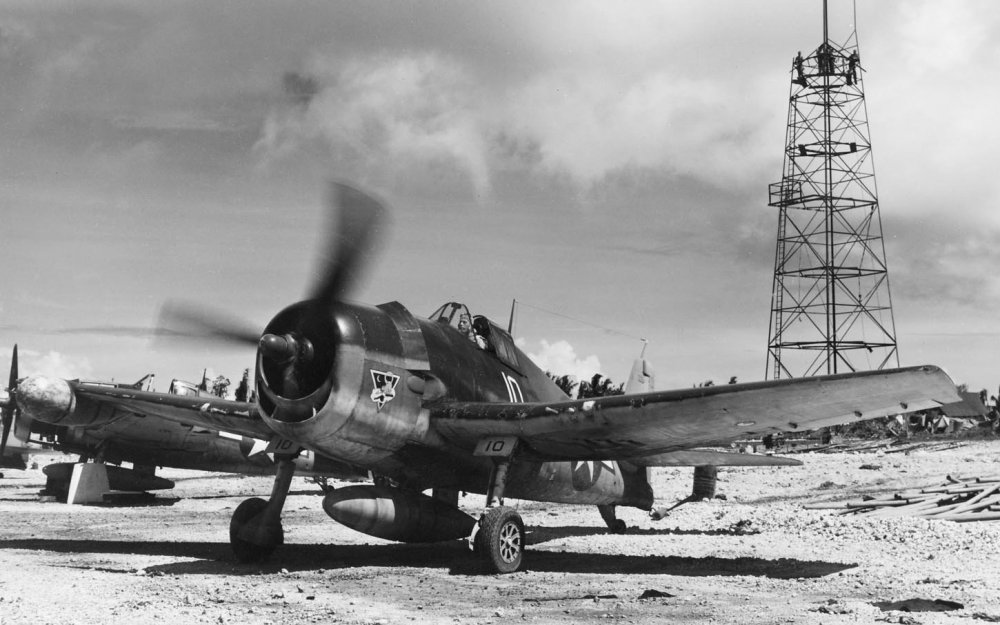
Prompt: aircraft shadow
<box><xmin>528</xmin><ymin>525</ymin><xmax>758</xmax><ymax>545</ymax></box>
<box><xmin>0</xmin><ymin>538</ymin><xmax>851</xmax><ymax>578</ymax></box>
<box><xmin>0</xmin><ymin>495</ymin><xmax>180</xmax><ymax>506</ymax></box>
<box><xmin>183</xmin><ymin>489</ymin><xmax>320</xmax><ymax>501</ymax></box>
<box><xmin>97</xmin><ymin>497</ymin><xmax>180</xmax><ymax>508</ymax></box>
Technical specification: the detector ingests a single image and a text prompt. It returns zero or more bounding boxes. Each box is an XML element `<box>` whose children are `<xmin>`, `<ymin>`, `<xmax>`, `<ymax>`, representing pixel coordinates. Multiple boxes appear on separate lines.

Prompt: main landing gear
<box><xmin>229</xmin><ymin>455</ymin><xmax>296</xmax><ymax>563</ymax></box>
<box><xmin>475</xmin><ymin>507</ymin><xmax>524</xmax><ymax>574</ymax></box>
<box><xmin>472</xmin><ymin>458</ymin><xmax>526</xmax><ymax>574</ymax></box>
<box><xmin>597</xmin><ymin>504</ymin><xmax>628</xmax><ymax>534</ymax></box>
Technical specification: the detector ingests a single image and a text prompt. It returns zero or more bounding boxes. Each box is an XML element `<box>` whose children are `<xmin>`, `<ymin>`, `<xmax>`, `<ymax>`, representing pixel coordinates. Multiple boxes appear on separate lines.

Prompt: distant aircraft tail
<box><xmin>624</xmin><ymin>357</ymin><xmax>654</xmax><ymax>394</ymax></box>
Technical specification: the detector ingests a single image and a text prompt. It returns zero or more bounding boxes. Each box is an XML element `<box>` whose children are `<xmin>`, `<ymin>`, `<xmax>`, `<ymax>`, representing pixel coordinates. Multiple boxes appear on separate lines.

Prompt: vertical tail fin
<box><xmin>624</xmin><ymin>358</ymin><xmax>654</xmax><ymax>394</ymax></box>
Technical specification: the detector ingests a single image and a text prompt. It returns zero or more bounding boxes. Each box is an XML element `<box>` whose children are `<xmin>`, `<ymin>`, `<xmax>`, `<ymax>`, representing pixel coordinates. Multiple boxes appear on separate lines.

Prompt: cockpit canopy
<box><xmin>429</xmin><ymin>302</ymin><xmax>473</xmax><ymax>331</ymax></box>
<box><xmin>429</xmin><ymin>302</ymin><xmax>521</xmax><ymax>371</ymax></box>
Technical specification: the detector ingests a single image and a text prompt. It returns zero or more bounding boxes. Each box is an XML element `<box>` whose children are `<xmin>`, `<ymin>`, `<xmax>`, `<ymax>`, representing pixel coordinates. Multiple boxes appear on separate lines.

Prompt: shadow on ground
<box><xmin>529</xmin><ymin>525</ymin><xmax>758</xmax><ymax>545</ymax></box>
<box><xmin>0</xmin><ymin>538</ymin><xmax>854</xmax><ymax>578</ymax></box>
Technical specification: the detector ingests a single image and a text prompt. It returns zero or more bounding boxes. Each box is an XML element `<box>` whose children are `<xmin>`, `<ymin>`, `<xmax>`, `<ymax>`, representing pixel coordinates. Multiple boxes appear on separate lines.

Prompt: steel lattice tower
<box><xmin>765</xmin><ymin>3</ymin><xmax>898</xmax><ymax>380</ymax></box>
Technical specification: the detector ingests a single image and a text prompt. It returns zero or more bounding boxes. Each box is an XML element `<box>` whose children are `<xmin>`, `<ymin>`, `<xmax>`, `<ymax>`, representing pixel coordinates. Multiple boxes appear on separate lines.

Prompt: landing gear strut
<box><xmin>473</xmin><ymin>457</ymin><xmax>526</xmax><ymax>574</ymax></box>
<box><xmin>597</xmin><ymin>504</ymin><xmax>627</xmax><ymax>534</ymax></box>
<box><xmin>230</xmin><ymin>455</ymin><xmax>296</xmax><ymax>563</ymax></box>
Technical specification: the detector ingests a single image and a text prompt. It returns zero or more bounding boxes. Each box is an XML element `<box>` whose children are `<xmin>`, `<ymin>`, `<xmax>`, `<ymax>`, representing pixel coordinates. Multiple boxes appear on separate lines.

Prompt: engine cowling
<box><xmin>322</xmin><ymin>485</ymin><xmax>475</xmax><ymax>543</ymax></box>
<box><xmin>255</xmin><ymin>301</ymin><xmax>431</xmax><ymax>469</ymax></box>
<box><xmin>255</xmin><ymin>300</ymin><xmax>342</xmax><ymax>424</ymax></box>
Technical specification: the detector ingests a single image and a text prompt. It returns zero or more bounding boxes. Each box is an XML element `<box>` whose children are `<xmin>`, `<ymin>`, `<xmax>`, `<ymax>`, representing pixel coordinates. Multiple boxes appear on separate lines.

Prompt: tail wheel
<box><xmin>230</xmin><ymin>497</ymin><xmax>282</xmax><ymax>563</ymax></box>
<box><xmin>477</xmin><ymin>507</ymin><xmax>525</xmax><ymax>574</ymax></box>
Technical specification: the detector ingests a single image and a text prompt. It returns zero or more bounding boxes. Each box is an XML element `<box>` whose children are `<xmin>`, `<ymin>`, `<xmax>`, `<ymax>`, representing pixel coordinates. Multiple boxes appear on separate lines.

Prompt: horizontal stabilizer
<box><xmin>632</xmin><ymin>449</ymin><xmax>802</xmax><ymax>467</ymax></box>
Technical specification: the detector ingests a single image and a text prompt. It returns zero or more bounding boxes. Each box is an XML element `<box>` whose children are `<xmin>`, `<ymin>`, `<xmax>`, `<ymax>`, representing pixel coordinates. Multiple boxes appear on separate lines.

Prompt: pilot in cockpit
<box><xmin>430</xmin><ymin>302</ymin><xmax>488</xmax><ymax>349</ymax></box>
<box><xmin>459</xmin><ymin>313</ymin><xmax>487</xmax><ymax>349</ymax></box>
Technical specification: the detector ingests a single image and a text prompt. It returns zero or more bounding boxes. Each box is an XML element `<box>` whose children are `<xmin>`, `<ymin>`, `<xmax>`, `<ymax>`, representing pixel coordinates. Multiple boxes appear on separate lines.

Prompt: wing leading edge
<box><xmin>71</xmin><ymin>382</ymin><xmax>274</xmax><ymax>440</ymax></box>
<box><xmin>632</xmin><ymin>449</ymin><xmax>802</xmax><ymax>467</ymax></box>
<box><xmin>430</xmin><ymin>365</ymin><xmax>959</xmax><ymax>462</ymax></box>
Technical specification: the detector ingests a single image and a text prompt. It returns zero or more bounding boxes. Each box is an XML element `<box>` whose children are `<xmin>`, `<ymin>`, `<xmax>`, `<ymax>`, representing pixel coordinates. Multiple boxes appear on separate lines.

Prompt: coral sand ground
<box><xmin>1</xmin><ymin>441</ymin><xmax>999</xmax><ymax>624</ymax></box>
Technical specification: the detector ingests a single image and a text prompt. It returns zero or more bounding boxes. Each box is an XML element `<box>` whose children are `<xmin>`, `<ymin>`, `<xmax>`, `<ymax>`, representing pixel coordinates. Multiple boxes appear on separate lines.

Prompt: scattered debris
<box><xmin>728</xmin><ymin>519</ymin><xmax>755</xmax><ymax>535</ymax></box>
<box><xmin>523</xmin><ymin>594</ymin><xmax>619</xmax><ymax>603</ymax></box>
<box><xmin>873</xmin><ymin>598</ymin><xmax>963</xmax><ymax>612</ymax></box>
<box><xmin>786</xmin><ymin>439</ymin><xmax>971</xmax><ymax>456</ymax></box>
<box><xmin>811</xmin><ymin>599</ymin><xmax>852</xmax><ymax>615</ymax></box>
<box><xmin>876</xmin><ymin>616</ymin><xmax>920</xmax><ymax>625</ymax></box>
<box><xmin>859</xmin><ymin>464</ymin><xmax>882</xmax><ymax>471</ymax></box>
<box><xmin>817</xmin><ymin>475</ymin><xmax>1000</xmax><ymax>521</ymax></box>
<box><xmin>638</xmin><ymin>589</ymin><xmax>675</xmax><ymax>600</ymax></box>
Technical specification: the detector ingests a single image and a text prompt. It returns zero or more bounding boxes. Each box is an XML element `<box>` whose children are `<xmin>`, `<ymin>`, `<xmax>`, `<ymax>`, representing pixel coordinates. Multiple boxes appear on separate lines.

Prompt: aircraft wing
<box><xmin>631</xmin><ymin>449</ymin><xmax>802</xmax><ymax>467</ymax></box>
<box><xmin>71</xmin><ymin>382</ymin><xmax>275</xmax><ymax>440</ymax></box>
<box><xmin>430</xmin><ymin>365</ymin><xmax>958</xmax><ymax>462</ymax></box>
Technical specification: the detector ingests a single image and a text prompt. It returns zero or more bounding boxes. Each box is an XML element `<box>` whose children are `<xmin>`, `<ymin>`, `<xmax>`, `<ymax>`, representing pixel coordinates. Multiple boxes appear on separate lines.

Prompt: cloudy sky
<box><xmin>2</xmin><ymin>1</ymin><xmax>999</xmax><ymax>395</ymax></box>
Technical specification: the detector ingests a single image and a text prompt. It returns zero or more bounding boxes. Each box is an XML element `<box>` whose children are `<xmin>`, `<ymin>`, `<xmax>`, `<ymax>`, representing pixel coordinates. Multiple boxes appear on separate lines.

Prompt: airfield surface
<box><xmin>1</xmin><ymin>441</ymin><xmax>999</xmax><ymax>625</ymax></box>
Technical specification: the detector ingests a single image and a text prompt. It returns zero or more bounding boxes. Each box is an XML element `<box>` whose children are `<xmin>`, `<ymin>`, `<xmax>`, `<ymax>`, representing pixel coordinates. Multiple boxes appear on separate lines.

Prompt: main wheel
<box><xmin>477</xmin><ymin>507</ymin><xmax>525</xmax><ymax>574</ymax></box>
<box><xmin>230</xmin><ymin>497</ymin><xmax>282</xmax><ymax>563</ymax></box>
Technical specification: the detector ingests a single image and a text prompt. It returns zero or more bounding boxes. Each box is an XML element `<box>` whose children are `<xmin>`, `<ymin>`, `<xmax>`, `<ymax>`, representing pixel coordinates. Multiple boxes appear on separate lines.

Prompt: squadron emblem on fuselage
<box><xmin>370</xmin><ymin>369</ymin><xmax>400</xmax><ymax>411</ymax></box>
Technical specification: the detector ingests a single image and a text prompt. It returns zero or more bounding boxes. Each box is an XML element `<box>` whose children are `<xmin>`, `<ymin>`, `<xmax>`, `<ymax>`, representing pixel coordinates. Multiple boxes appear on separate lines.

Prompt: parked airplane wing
<box><xmin>66</xmin><ymin>382</ymin><xmax>274</xmax><ymax>440</ymax></box>
<box><xmin>430</xmin><ymin>365</ymin><xmax>958</xmax><ymax>461</ymax></box>
<box><xmin>631</xmin><ymin>449</ymin><xmax>802</xmax><ymax>467</ymax></box>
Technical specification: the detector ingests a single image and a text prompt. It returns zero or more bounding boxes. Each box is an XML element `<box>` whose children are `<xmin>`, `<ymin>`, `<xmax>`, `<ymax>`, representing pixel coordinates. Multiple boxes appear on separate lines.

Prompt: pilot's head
<box><xmin>458</xmin><ymin>314</ymin><xmax>472</xmax><ymax>333</ymax></box>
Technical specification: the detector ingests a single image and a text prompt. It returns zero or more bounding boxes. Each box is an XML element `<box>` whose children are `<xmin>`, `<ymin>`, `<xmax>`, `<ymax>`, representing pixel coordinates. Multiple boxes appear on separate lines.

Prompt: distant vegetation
<box><xmin>546</xmin><ymin>373</ymin><xmax>624</xmax><ymax>399</ymax></box>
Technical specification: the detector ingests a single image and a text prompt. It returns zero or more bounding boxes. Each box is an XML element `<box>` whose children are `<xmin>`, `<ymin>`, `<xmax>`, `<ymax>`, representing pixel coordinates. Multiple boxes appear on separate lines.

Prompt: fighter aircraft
<box><xmin>3</xmin><ymin>183</ymin><xmax>959</xmax><ymax>573</ymax></box>
<box><xmin>0</xmin><ymin>346</ymin><xmax>364</xmax><ymax>498</ymax></box>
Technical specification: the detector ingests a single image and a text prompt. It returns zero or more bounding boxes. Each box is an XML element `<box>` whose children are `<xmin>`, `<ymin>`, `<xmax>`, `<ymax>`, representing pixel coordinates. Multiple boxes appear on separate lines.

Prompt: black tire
<box><xmin>230</xmin><ymin>497</ymin><xmax>282</xmax><ymax>563</ymax></box>
<box><xmin>478</xmin><ymin>507</ymin><xmax>524</xmax><ymax>574</ymax></box>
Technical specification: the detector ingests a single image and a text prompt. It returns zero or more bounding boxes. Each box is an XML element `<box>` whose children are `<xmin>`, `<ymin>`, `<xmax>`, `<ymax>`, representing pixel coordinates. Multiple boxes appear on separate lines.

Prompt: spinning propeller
<box><xmin>159</xmin><ymin>182</ymin><xmax>388</xmax><ymax>404</ymax></box>
<box><xmin>1</xmin><ymin>345</ymin><xmax>19</xmax><ymax>455</ymax></box>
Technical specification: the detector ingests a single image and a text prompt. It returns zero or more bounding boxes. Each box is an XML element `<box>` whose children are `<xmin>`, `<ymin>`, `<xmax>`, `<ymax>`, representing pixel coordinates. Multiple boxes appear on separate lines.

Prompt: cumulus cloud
<box><xmin>499</xmin><ymin>70</ymin><xmax>775</xmax><ymax>188</ymax></box>
<box><xmin>523</xmin><ymin>338</ymin><xmax>601</xmax><ymax>382</ymax></box>
<box><xmin>871</xmin><ymin>3</ymin><xmax>1000</xmax><ymax>227</ymax></box>
<box><xmin>252</xmin><ymin>17</ymin><xmax>778</xmax><ymax>201</ymax></box>
<box><xmin>15</xmin><ymin>349</ymin><xmax>94</xmax><ymax>380</ymax></box>
<box><xmin>255</xmin><ymin>53</ymin><xmax>492</xmax><ymax>197</ymax></box>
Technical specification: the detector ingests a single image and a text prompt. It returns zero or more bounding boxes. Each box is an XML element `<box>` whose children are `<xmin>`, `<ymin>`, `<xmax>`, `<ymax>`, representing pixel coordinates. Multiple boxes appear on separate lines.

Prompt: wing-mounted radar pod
<box><xmin>15</xmin><ymin>376</ymin><xmax>124</xmax><ymax>429</ymax></box>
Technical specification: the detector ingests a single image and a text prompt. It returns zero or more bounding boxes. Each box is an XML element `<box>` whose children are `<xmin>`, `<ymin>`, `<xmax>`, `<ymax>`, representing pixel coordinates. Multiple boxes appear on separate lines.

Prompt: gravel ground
<box><xmin>1</xmin><ymin>440</ymin><xmax>999</xmax><ymax>624</ymax></box>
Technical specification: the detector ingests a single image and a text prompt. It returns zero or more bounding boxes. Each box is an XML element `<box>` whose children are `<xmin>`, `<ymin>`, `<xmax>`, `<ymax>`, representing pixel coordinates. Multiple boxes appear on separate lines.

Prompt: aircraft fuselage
<box><xmin>255</xmin><ymin>300</ymin><xmax>652</xmax><ymax>509</ymax></box>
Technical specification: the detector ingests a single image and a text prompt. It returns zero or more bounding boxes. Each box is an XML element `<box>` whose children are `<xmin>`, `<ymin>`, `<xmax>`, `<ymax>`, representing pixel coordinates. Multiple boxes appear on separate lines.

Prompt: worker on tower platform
<box><xmin>847</xmin><ymin>51</ymin><xmax>859</xmax><ymax>85</ymax></box>
<box><xmin>793</xmin><ymin>51</ymin><xmax>806</xmax><ymax>86</ymax></box>
<box><xmin>817</xmin><ymin>44</ymin><xmax>835</xmax><ymax>75</ymax></box>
